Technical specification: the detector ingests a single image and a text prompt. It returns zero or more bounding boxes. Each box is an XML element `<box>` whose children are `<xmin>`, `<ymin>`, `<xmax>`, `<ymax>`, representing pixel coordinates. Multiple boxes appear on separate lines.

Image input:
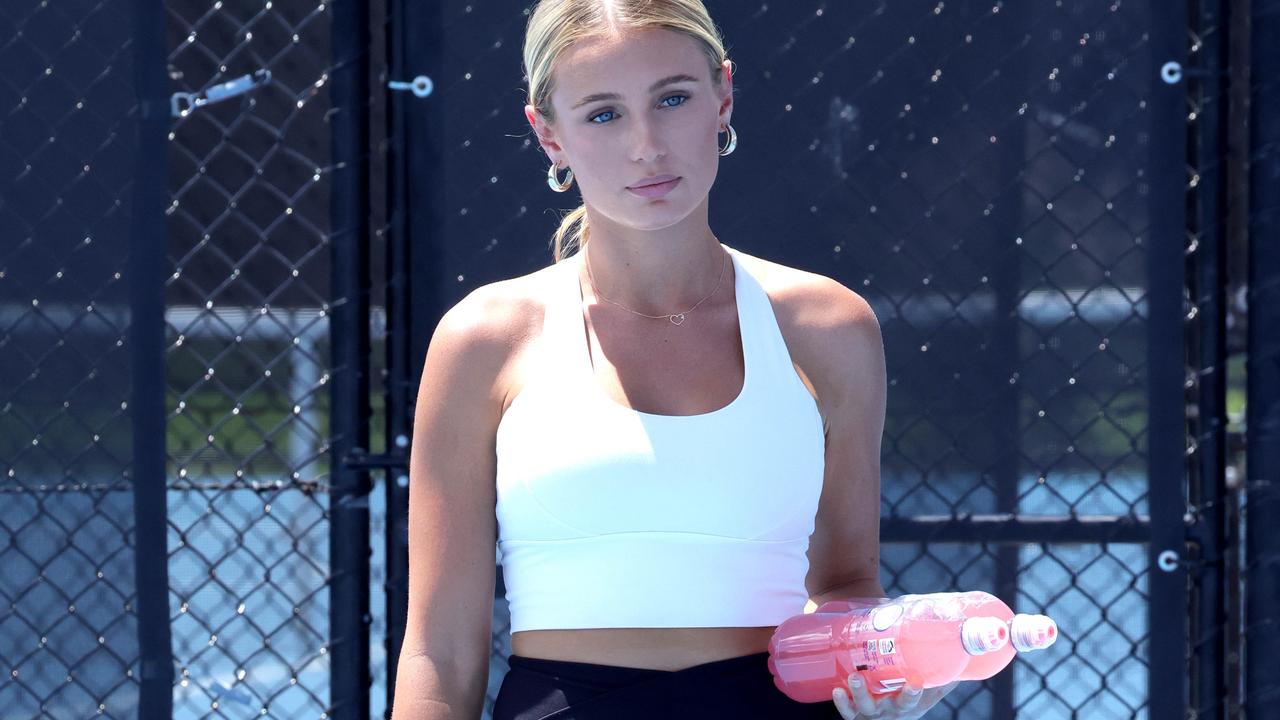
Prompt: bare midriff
<box><xmin>510</xmin><ymin>626</ymin><xmax>780</xmax><ymax>671</ymax></box>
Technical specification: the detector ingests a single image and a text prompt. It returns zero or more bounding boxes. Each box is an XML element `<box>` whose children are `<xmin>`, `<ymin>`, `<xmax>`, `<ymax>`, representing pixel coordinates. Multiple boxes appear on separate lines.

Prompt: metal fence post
<box><xmin>1245</xmin><ymin>1</ymin><xmax>1280</xmax><ymax>715</ymax></box>
<box><xmin>330</xmin><ymin>0</ymin><xmax>373</xmax><ymax>717</ymax></box>
<box><xmin>1149</xmin><ymin>2</ymin><xmax>1193</xmax><ymax>717</ymax></box>
<box><xmin>130</xmin><ymin>0</ymin><xmax>175</xmax><ymax>714</ymax></box>
<box><xmin>382</xmin><ymin>0</ymin><xmax>414</xmax><ymax>712</ymax></box>
<box><xmin>1186</xmin><ymin>0</ymin><xmax>1232</xmax><ymax>715</ymax></box>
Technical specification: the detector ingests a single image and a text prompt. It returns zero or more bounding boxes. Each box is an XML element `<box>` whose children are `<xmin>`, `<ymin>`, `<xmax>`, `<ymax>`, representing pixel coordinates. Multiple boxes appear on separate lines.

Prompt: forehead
<box><xmin>553</xmin><ymin>27</ymin><xmax>707</xmax><ymax>92</ymax></box>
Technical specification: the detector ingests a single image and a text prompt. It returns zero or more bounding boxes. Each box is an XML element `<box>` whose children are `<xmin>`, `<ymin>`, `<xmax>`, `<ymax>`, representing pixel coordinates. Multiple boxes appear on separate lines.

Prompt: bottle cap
<box><xmin>960</xmin><ymin>616</ymin><xmax>1009</xmax><ymax>655</ymax></box>
<box><xmin>1010</xmin><ymin>614</ymin><xmax>1058</xmax><ymax>651</ymax></box>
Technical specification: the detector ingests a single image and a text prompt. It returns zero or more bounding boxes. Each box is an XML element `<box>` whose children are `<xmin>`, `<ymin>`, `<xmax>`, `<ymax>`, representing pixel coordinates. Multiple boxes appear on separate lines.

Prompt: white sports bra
<box><xmin>494</xmin><ymin>243</ymin><xmax>826</xmax><ymax>632</ymax></box>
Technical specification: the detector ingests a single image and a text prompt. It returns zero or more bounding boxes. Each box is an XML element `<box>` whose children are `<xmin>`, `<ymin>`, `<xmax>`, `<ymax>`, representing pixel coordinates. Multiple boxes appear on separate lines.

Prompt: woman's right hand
<box><xmin>831</xmin><ymin>676</ymin><xmax>959</xmax><ymax>719</ymax></box>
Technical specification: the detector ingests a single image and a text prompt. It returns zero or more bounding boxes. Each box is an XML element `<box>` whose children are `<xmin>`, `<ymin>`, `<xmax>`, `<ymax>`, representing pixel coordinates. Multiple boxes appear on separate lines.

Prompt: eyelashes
<box><xmin>587</xmin><ymin>93</ymin><xmax>690</xmax><ymax>125</ymax></box>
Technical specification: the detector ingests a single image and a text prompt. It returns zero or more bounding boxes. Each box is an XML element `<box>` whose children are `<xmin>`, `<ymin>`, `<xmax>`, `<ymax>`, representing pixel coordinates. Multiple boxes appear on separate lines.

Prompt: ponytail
<box><xmin>552</xmin><ymin>204</ymin><xmax>590</xmax><ymax>262</ymax></box>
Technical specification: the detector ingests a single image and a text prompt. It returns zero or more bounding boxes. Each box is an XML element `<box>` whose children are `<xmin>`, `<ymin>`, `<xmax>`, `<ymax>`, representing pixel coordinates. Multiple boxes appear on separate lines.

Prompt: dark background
<box><xmin>1</xmin><ymin>0</ymin><xmax>1274</xmax><ymax>718</ymax></box>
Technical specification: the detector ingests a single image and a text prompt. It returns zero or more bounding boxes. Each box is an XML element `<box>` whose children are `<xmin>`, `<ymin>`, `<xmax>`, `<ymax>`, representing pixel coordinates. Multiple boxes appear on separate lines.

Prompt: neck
<box><xmin>576</xmin><ymin>217</ymin><xmax>728</xmax><ymax>316</ymax></box>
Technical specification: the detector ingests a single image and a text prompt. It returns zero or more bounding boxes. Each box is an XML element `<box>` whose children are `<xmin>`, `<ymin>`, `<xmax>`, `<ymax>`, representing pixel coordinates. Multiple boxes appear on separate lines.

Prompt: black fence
<box><xmin>1245</xmin><ymin>1</ymin><xmax>1280</xmax><ymax>717</ymax></box>
<box><xmin>0</xmin><ymin>1</ymin><xmax>1274</xmax><ymax>719</ymax></box>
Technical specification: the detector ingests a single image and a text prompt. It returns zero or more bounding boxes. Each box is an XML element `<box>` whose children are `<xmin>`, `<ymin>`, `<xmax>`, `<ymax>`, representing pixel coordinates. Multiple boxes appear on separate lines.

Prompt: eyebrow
<box><xmin>571</xmin><ymin>73</ymin><xmax>700</xmax><ymax>109</ymax></box>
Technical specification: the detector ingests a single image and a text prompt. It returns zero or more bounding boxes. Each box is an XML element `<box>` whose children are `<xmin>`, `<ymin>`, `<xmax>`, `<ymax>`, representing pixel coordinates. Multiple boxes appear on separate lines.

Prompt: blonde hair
<box><xmin>522</xmin><ymin>0</ymin><xmax>731</xmax><ymax>262</ymax></box>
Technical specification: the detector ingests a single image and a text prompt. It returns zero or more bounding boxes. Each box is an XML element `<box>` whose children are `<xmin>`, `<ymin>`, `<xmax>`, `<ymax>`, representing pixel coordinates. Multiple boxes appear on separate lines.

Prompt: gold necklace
<box><xmin>582</xmin><ymin>243</ymin><xmax>728</xmax><ymax>325</ymax></box>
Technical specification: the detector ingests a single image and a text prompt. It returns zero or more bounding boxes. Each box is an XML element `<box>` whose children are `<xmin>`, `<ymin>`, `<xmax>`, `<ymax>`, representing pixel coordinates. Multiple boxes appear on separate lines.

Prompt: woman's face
<box><xmin>526</xmin><ymin>27</ymin><xmax>733</xmax><ymax>231</ymax></box>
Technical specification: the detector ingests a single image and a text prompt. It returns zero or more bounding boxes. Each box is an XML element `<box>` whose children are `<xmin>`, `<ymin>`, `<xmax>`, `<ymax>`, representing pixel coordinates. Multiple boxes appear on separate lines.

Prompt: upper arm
<box><xmin>400</xmin><ymin>285</ymin><xmax>517</xmax><ymax>677</ymax></box>
<box><xmin>792</xmin><ymin>277</ymin><xmax>887</xmax><ymax>597</ymax></box>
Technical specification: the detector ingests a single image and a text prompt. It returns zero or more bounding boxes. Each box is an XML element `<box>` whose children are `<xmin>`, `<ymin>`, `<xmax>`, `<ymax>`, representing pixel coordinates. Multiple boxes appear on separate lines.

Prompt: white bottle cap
<box><xmin>1010</xmin><ymin>614</ymin><xmax>1058</xmax><ymax>651</ymax></box>
<box><xmin>960</xmin><ymin>616</ymin><xmax>1010</xmax><ymax>655</ymax></box>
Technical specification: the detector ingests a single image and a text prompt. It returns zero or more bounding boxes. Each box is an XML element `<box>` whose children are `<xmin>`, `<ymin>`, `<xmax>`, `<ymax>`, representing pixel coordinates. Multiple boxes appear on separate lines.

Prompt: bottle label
<box><xmin>878</xmin><ymin>676</ymin><xmax>908</xmax><ymax>692</ymax></box>
<box><xmin>846</xmin><ymin>609</ymin><xmax>908</xmax><ymax>694</ymax></box>
<box><xmin>853</xmin><ymin>632</ymin><xmax>899</xmax><ymax>667</ymax></box>
<box><xmin>871</xmin><ymin>604</ymin><xmax>904</xmax><ymax>631</ymax></box>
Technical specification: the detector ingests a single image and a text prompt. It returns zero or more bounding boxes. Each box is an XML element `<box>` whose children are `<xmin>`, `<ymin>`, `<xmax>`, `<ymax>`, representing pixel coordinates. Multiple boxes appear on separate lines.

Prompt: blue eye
<box><xmin>588</xmin><ymin>109</ymin><xmax>617</xmax><ymax>124</ymax></box>
<box><xmin>588</xmin><ymin>93</ymin><xmax>689</xmax><ymax>124</ymax></box>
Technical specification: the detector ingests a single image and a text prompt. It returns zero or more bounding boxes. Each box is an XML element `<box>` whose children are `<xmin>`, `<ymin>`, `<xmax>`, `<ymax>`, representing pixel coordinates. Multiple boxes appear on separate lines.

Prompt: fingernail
<box><xmin>850</xmin><ymin>677</ymin><xmax>862</xmax><ymax>687</ymax></box>
<box><xmin>907</xmin><ymin>686</ymin><xmax>922</xmax><ymax>695</ymax></box>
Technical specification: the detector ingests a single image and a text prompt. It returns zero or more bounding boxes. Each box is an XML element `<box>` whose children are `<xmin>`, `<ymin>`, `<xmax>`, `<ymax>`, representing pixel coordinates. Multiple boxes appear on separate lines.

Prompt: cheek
<box><xmin>701</xmin><ymin>117</ymin><xmax>721</xmax><ymax>154</ymax></box>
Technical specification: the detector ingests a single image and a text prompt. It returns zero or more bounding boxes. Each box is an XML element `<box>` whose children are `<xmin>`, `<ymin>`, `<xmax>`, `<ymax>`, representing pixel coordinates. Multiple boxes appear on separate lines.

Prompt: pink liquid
<box><xmin>767</xmin><ymin>601</ymin><xmax>1007</xmax><ymax>703</ymax></box>
<box><xmin>954</xmin><ymin>592</ymin><xmax>1015</xmax><ymax>681</ymax></box>
<box><xmin>809</xmin><ymin>594</ymin><xmax>1059</xmax><ymax>681</ymax></box>
<box><xmin>942</xmin><ymin>591</ymin><xmax>1058</xmax><ymax>680</ymax></box>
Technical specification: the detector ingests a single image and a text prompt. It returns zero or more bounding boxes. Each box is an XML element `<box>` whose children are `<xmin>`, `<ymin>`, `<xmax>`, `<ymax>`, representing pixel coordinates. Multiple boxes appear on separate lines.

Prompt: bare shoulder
<box><xmin>735</xmin><ymin>249</ymin><xmax>876</xmax><ymax>325</ymax></box>
<box><xmin>434</xmin><ymin>261</ymin><xmax>563</xmax><ymax>414</ymax></box>
<box><xmin>734</xmin><ymin>249</ymin><xmax>884</xmax><ymax>413</ymax></box>
<box><xmin>445</xmin><ymin>263</ymin><xmax>555</xmax><ymax>341</ymax></box>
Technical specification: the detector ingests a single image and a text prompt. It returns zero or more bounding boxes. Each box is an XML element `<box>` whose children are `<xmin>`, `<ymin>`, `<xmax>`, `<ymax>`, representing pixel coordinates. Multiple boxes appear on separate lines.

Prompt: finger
<box><xmin>893</xmin><ymin>683</ymin><xmax>923</xmax><ymax>712</ymax></box>
<box><xmin>831</xmin><ymin>688</ymin><xmax>859</xmax><ymax>720</ymax></box>
<box><xmin>845</xmin><ymin>675</ymin><xmax>880</xmax><ymax>716</ymax></box>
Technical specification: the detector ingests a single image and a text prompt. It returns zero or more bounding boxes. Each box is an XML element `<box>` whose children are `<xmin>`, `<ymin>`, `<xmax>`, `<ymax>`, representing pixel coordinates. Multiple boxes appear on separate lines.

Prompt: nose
<box><xmin>629</xmin><ymin>114</ymin><xmax>667</xmax><ymax>163</ymax></box>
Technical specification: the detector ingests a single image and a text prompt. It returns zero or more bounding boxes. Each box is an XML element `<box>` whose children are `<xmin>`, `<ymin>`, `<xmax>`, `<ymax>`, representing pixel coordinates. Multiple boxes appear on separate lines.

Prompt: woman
<box><xmin>392</xmin><ymin>1</ymin><xmax>959</xmax><ymax>718</ymax></box>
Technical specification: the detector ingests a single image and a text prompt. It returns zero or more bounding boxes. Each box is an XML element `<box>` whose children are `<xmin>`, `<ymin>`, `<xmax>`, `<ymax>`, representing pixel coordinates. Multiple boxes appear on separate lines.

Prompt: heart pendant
<box><xmin>669</xmin><ymin>313</ymin><xmax>686</xmax><ymax>325</ymax></box>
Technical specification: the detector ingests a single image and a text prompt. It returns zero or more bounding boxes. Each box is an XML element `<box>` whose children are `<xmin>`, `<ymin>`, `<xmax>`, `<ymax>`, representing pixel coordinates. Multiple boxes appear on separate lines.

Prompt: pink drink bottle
<box><xmin>767</xmin><ymin>598</ymin><xmax>1009</xmax><ymax>703</ymax></box>
<box><xmin>949</xmin><ymin>591</ymin><xmax>1058</xmax><ymax>681</ymax></box>
<box><xmin>810</xmin><ymin>593</ymin><xmax>1059</xmax><ymax>681</ymax></box>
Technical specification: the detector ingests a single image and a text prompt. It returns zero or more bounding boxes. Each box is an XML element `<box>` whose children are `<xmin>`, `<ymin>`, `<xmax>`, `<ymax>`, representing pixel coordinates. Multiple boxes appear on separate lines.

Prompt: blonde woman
<box><xmin>392</xmin><ymin>1</ymin><xmax>960</xmax><ymax>718</ymax></box>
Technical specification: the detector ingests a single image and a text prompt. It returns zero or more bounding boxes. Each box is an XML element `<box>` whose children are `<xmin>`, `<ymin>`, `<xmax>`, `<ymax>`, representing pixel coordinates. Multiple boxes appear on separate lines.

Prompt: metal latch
<box><xmin>388</xmin><ymin>75</ymin><xmax>434</xmax><ymax>98</ymax></box>
<box><xmin>171</xmin><ymin>69</ymin><xmax>273</xmax><ymax>117</ymax></box>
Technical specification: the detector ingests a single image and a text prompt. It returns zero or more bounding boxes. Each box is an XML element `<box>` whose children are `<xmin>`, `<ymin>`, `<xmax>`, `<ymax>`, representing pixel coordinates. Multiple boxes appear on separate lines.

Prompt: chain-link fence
<box><xmin>383</xmin><ymin>2</ymin><xmax>1209</xmax><ymax>719</ymax></box>
<box><xmin>2</xmin><ymin>0</ymin><xmax>361</xmax><ymax>716</ymax></box>
<box><xmin>1</xmin><ymin>0</ymin><xmax>154</xmax><ymax>715</ymax></box>
<box><xmin>2</xmin><ymin>0</ymin><xmax>1275</xmax><ymax>719</ymax></box>
<box><xmin>164</xmin><ymin>0</ymin><xmax>360</xmax><ymax>716</ymax></box>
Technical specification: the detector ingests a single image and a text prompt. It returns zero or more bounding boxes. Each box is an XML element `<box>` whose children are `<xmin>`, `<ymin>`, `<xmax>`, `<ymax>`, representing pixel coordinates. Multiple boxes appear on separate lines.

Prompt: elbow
<box><xmin>391</xmin><ymin>649</ymin><xmax>489</xmax><ymax>720</ymax></box>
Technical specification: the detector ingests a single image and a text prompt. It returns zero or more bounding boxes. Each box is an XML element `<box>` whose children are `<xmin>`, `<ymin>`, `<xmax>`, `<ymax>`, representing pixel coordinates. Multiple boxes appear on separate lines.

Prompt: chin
<box><xmin>625</xmin><ymin>204</ymin><xmax>696</xmax><ymax>230</ymax></box>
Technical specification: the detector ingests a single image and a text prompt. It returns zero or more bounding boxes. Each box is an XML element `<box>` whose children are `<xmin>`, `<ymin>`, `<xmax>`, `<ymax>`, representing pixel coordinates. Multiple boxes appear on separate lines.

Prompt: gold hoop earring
<box><xmin>718</xmin><ymin>124</ymin><xmax>737</xmax><ymax>156</ymax></box>
<box><xmin>547</xmin><ymin>161</ymin><xmax>574</xmax><ymax>192</ymax></box>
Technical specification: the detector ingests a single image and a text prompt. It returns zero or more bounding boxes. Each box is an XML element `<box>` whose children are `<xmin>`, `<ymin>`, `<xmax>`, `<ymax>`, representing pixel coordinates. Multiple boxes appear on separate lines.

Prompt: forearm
<box><xmin>803</xmin><ymin>578</ymin><xmax>889</xmax><ymax>613</ymax></box>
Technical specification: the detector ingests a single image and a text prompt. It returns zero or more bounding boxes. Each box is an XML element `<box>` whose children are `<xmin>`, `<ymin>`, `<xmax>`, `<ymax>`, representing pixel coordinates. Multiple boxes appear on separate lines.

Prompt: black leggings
<box><xmin>492</xmin><ymin>650</ymin><xmax>845</xmax><ymax>719</ymax></box>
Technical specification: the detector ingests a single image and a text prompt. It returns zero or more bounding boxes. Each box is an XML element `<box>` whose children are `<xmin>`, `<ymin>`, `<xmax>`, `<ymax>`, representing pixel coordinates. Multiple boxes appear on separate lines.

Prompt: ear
<box><xmin>717</xmin><ymin>59</ymin><xmax>734</xmax><ymax>129</ymax></box>
<box><xmin>525</xmin><ymin>104</ymin><xmax>566</xmax><ymax>165</ymax></box>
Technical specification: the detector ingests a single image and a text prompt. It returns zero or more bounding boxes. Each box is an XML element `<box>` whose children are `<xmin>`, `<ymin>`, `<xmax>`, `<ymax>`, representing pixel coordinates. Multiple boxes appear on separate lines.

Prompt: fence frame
<box><xmin>330</xmin><ymin>0</ymin><xmax>374</xmax><ymax>716</ymax></box>
<box><xmin>1146</xmin><ymin>3</ymin><xmax>1195</xmax><ymax>718</ymax></box>
<box><xmin>369</xmin><ymin>3</ymin><xmax>1202</xmax><ymax>719</ymax></box>
<box><xmin>130</xmin><ymin>0</ymin><xmax>175</xmax><ymax>716</ymax></box>
<box><xmin>45</xmin><ymin>0</ymin><xmax>1263</xmax><ymax>716</ymax></box>
<box><xmin>1245</xmin><ymin>0</ymin><xmax>1280</xmax><ymax>715</ymax></box>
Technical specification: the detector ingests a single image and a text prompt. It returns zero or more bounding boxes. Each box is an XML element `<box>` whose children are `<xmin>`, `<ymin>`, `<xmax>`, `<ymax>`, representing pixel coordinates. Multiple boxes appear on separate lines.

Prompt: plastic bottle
<box><xmin>803</xmin><ymin>593</ymin><xmax>1059</xmax><ymax>682</ymax></box>
<box><xmin>947</xmin><ymin>591</ymin><xmax>1058</xmax><ymax>680</ymax></box>
<box><xmin>766</xmin><ymin>597</ymin><xmax>1010</xmax><ymax>703</ymax></box>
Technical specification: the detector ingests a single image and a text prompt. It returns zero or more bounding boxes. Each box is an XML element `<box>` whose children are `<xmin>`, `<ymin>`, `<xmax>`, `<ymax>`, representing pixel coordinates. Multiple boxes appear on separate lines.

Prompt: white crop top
<box><xmin>494</xmin><ymin>243</ymin><xmax>826</xmax><ymax>632</ymax></box>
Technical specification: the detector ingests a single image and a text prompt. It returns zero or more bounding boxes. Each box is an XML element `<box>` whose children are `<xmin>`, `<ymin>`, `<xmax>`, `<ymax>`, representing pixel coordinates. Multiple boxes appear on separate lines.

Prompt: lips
<box><xmin>627</xmin><ymin>177</ymin><xmax>681</xmax><ymax>198</ymax></box>
<box><xmin>629</xmin><ymin>174</ymin><xmax>679</xmax><ymax>189</ymax></box>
